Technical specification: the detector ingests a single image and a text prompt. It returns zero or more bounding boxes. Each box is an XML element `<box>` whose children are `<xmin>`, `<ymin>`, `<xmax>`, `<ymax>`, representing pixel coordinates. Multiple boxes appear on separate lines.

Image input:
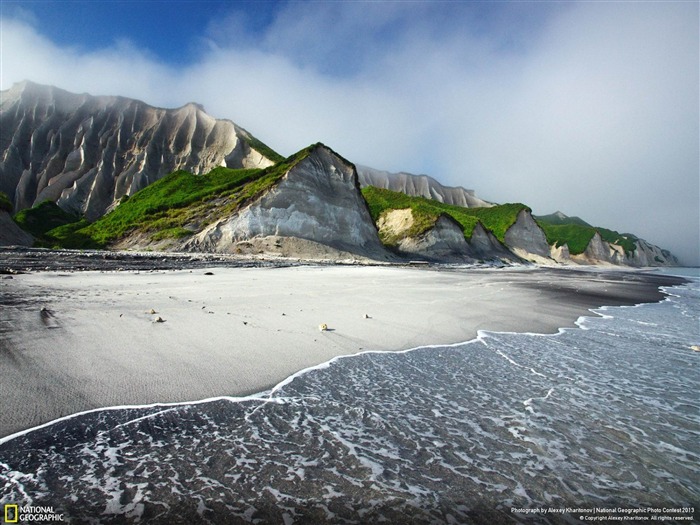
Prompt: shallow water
<box><xmin>0</xmin><ymin>280</ymin><xmax>698</xmax><ymax>524</ymax></box>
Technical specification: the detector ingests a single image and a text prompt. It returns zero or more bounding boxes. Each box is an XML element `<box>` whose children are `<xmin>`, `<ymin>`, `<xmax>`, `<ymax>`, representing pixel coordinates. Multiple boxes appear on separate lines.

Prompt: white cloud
<box><xmin>0</xmin><ymin>1</ymin><xmax>698</xmax><ymax>264</ymax></box>
<box><xmin>0</xmin><ymin>18</ymin><xmax>175</xmax><ymax>102</ymax></box>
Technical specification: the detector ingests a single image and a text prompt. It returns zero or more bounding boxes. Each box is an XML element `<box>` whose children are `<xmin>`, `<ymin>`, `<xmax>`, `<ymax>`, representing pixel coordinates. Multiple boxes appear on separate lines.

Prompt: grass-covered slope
<box><xmin>45</xmin><ymin>144</ymin><xmax>318</xmax><ymax>249</ymax></box>
<box><xmin>13</xmin><ymin>201</ymin><xmax>80</xmax><ymax>238</ymax></box>
<box><xmin>242</xmin><ymin>133</ymin><xmax>285</xmax><ymax>164</ymax></box>
<box><xmin>9</xmin><ymin>200</ymin><xmax>84</xmax><ymax>247</ymax></box>
<box><xmin>361</xmin><ymin>186</ymin><xmax>528</xmax><ymax>243</ymax></box>
<box><xmin>536</xmin><ymin>215</ymin><xmax>637</xmax><ymax>255</ymax></box>
<box><xmin>467</xmin><ymin>203</ymin><xmax>531</xmax><ymax>242</ymax></box>
<box><xmin>361</xmin><ymin>186</ymin><xmax>451</xmax><ymax>244</ymax></box>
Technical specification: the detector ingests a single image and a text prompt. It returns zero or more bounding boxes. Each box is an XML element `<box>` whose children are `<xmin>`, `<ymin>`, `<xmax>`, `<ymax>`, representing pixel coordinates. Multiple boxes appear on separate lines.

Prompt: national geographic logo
<box><xmin>3</xmin><ymin>505</ymin><xmax>64</xmax><ymax>523</ymax></box>
<box><xmin>4</xmin><ymin>505</ymin><xmax>18</xmax><ymax>523</ymax></box>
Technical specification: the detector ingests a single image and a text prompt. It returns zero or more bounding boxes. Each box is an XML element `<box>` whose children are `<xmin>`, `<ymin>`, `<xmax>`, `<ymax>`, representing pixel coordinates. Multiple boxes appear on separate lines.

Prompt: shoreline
<box><xmin>0</xmin><ymin>288</ymin><xmax>678</xmax><ymax>448</ymax></box>
<box><xmin>0</xmin><ymin>277</ymin><xmax>689</xmax><ymax>449</ymax></box>
<box><xmin>0</xmin><ymin>263</ymin><xmax>687</xmax><ymax>438</ymax></box>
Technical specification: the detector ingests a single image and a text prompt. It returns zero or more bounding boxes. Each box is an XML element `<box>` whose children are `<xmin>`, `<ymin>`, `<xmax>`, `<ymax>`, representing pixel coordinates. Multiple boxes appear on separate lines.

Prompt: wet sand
<box><xmin>0</xmin><ymin>263</ymin><xmax>685</xmax><ymax>438</ymax></box>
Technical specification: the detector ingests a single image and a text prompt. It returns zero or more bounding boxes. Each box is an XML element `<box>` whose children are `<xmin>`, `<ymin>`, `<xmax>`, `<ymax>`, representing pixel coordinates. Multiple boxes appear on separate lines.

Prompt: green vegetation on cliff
<box><xmin>10</xmin><ymin>200</ymin><xmax>84</xmax><ymax>247</ymax></box>
<box><xmin>13</xmin><ymin>201</ymin><xmax>79</xmax><ymax>238</ymax></box>
<box><xmin>536</xmin><ymin>223</ymin><xmax>596</xmax><ymax>254</ymax></box>
<box><xmin>466</xmin><ymin>203</ymin><xmax>531</xmax><ymax>242</ymax></box>
<box><xmin>597</xmin><ymin>228</ymin><xmax>637</xmax><ymax>254</ymax></box>
<box><xmin>361</xmin><ymin>186</ymin><xmax>528</xmax><ymax>243</ymax></box>
<box><xmin>361</xmin><ymin>186</ymin><xmax>448</xmax><ymax>244</ymax></box>
<box><xmin>536</xmin><ymin>215</ymin><xmax>637</xmax><ymax>255</ymax></box>
<box><xmin>242</xmin><ymin>133</ymin><xmax>285</xmax><ymax>164</ymax></box>
<box><xmin>42</xmin><ymin>144</ymin><xmax>319</xmax><ymax>249</ymax></box>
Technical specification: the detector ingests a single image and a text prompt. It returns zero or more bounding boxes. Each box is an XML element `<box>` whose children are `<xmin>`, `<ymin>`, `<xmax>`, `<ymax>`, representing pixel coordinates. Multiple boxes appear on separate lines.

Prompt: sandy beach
<box><xmin>0</xmin><ymin>263</ymin><xmax>684</xmax><ymax>438</ymax></box>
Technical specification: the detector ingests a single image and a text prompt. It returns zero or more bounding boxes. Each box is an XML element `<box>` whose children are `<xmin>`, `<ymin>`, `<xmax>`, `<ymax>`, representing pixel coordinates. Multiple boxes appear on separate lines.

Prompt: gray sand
<box><xmin>0</xmin><ymin>265</ymin><xmax>681</xmax><ymax>437</ymax></box>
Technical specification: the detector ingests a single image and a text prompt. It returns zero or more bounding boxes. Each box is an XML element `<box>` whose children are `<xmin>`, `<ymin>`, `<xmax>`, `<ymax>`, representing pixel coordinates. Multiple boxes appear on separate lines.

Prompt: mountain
<box><xmin>27</xmin><ymin>144</ymin><xmax>394</xmax><ymax>262</ymax></box>
<box><xmin>0</xmin><ymin>82</ymin><xmax>679</xmax><ymax>266</ymax></box>
<box><xmin>361</xmin><ymin>188</ymin><xmax>679</xmax><ymax>266</ymax></box>
<box><xmin>0</xmin><ymin>194</ymin><xmax>32</xmax><ymax>246</ymax></box>
<box><xmin>0</xmin><ymin>80</ymin><xmax>280</xmax><ymax>220</ymax></box>
<box><xmin>356</xmin><ymin>166</ymin><xmax>492</xmax><ymax>208</ymax></box>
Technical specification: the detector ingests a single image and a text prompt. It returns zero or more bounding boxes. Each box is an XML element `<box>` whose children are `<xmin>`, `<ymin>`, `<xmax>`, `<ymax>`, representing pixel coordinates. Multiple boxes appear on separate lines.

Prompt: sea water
<box><xmin>0</xmin><ymin>278</ymin><xmax>698</xmax><ymax>524</ymax></box>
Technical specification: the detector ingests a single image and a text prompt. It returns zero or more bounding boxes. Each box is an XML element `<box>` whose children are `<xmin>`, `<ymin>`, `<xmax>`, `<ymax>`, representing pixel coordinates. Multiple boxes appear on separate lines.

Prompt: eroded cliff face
<box><xmin>376</xmin><ymin>209</ymin><xmax>516</xmax><ymax>262</ymax></box>
<box><xmin>503</xmin><ymin>210</ymin><xmax>552</xmax><ymax>262</ymax></box>
<box><xmin>629</xmin><ymin>239</ymin><xmax>679</xmax><ymax>267</ymax></box>
<box><xmin>0</xmin><ymin>211</ymin><xmax>33</xmax><ymax>246</ymax></box>
<box><xmin>570</xmin><ymin>233</ymin><xmax>620</xmax><ymax>266</ymax></box>
<box><xmin>468</xmin><ymin>223</ymin><xmax>516</xmax><ymax>261</ymax></box>
<box><xmin>186</xmin><ymin>145</ymin><xmax>390</xmax><ymax>259</ymax></box>
<box><xmin>392</xmin><ymin>214</ymin><xmax>473</xmax><ymax>261</ymax></box>
<box><xmin>563</xmin><ymin>234</ymin><xmax>679</xmax><ymax>267</ymax></box>
<box><xmin>0</xmin><ymin>81</ymin><xmax>275</xmax><ymax>219</ymax></box>
<box><xmin>550</xmin><ymin>243</ymin><xmax>571</xmax><ymax>264</ymax></box>
<box><xmin>357</xmin><ymin>166</ymin><xmax>492</xmax><ymax>208</ymax></box>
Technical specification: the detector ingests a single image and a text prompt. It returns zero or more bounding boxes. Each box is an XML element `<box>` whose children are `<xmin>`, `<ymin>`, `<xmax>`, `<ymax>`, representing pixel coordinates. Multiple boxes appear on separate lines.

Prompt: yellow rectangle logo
<box><xmin>4</xmin><ymin>504</ymin><xmax>18</xmax><ymax>523</ymax></box>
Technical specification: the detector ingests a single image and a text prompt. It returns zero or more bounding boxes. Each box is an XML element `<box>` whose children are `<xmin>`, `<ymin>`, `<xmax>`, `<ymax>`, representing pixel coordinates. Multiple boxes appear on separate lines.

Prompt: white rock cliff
<box><xmin>357</xmin><ymin>165</ymin><xmax>492</xmax><ymax>208</ymax></box>
<box><xmin>0</xmin><ymin>81</ymin><xmax>275</xmax><ymax>219</ymax></box>
<box><xmin>186</xmin><ymin>145</ymin><xmax>390</xmax><ymax>259</ymax></box>
<box><xmin>503</xmin><ymin>210</ymin><xmax>553</xmax><ymax>263</ymax></box>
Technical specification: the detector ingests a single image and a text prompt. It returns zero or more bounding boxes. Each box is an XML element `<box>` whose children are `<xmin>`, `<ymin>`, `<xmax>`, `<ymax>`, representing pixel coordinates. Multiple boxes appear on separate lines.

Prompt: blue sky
<box><xmin>4</xmin><ymin>1</ymin><xmax>274</xmax><ymax>65</ymax></box>
<box><xmin>4</xmin><ymin>1</ymin><xmax>557</xmax><ymax>68</ymax></box>
<box><xmin>1</xmin><ymin>0</ymin><xmax>698</xmax><ymax>264</ymax></box>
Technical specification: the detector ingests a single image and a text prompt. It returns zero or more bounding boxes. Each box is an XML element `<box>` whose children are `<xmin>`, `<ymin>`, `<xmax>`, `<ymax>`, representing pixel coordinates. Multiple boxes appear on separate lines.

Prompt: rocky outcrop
<box><xmin>357</xmin><ymin>165</ymin><xmax>492</xmax><ymax>208</ymax></box>
<box><xmin>537</xmin><ymin>210</ymin><xmax>679</xmax><ymax>267</ymax></box>
<box><xmin>376</xmin><ymin>209</ymin><xmax>515</xmax><ymax>262</ymax></box>
<box><xmin>0</xmin><ymin>211</ymin><xmax>33</xmax><ymax>246</ymax></box>
<box><xmin>389</xmin><ymin>214</ymin><xmax>473</xmax><ymax>261</ymax></box>
<box><xmin>549</xmin><ymin>243</ymin><xmax>571</xmax><ymax>263</ymax></box>
<box><xmin>0</xmin><ymin>81</ymin><xmax>276</xmax><ymax>220</ymax></box>
<box><xmin>629</xmin><ymin>239</ymin><xmax>679</xmax><ymax>267</ymax></box>
<box><xmin>185</xmin><ymin>145</ymin><xmax>391</xmax><ymax>260</ymax></box>
<box><xmin>503</xmin><ymin>210</ymin><xmax>552</xmax><ymax>262</ymax></box>
<box><xmin>571</xmin><ymin>232</ymin><xmax>624</xmax><ymax>264</ymax></box>
<box><xmin>468</xmin><ymin>223</ymin><xmax>517</xmax><ymax>261</ymax></box>
<box><xmin>566</xmin><ymin>234</ymin><xmax>679</xmax><ymax>267</ymax></box>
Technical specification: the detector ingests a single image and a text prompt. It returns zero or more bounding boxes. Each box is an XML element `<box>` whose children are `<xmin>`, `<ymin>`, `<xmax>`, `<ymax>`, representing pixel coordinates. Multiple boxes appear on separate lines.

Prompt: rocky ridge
<box><xmin>0</xmin><ymin>82</ymin><xmax>680</xmax><ymax>266</ymax></box>
<box><xmin>357</xmin><ymin>165</ymin><xmax>492</xmax><ymax>208</ymax></box>
<box><xmin>562</xmin><ymin>234</ymin><xmax>679</xmax><ymax>267</ymax></box>
<box><xmin>0</xmin><ymin>81</ymin><xmax>275</xmax><ymax>220</ymax></box>
<box><xmin>537</xmin><ymin>211</ymin><xmax>679</xmax><ymax>267</ymax></box>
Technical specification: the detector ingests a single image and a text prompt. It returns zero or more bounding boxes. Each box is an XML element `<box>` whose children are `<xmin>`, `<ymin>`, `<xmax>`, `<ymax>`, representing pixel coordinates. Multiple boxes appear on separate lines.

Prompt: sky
<box><xmin>1</xmin><ymin>0</ymin><xmax>698</xmax><ymax>265</ymax></box>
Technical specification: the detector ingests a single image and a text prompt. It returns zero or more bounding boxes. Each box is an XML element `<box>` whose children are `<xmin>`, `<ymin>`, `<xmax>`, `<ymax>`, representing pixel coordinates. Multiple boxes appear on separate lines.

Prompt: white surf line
<box><xmin>0</xmin><ymin>394</ymin><xmax>272</xmax><ymax>446</ymax></box>
<box><xmin>468</xmin><ymin>281</ymin><xmax>690</xmax><ymax>378</ymax></box>
<box><xmin>1</xmin><ymin>279</ymin><xmax>685</xmax><ymax>446</ymax></box>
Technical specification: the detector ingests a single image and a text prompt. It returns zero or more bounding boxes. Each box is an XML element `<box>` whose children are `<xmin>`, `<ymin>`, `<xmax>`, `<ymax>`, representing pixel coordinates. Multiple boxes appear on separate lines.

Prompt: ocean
<box><xmin>0</xmin><ymin>272</ymin><xmax>698</xmax><ymax>524</ymax></box>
